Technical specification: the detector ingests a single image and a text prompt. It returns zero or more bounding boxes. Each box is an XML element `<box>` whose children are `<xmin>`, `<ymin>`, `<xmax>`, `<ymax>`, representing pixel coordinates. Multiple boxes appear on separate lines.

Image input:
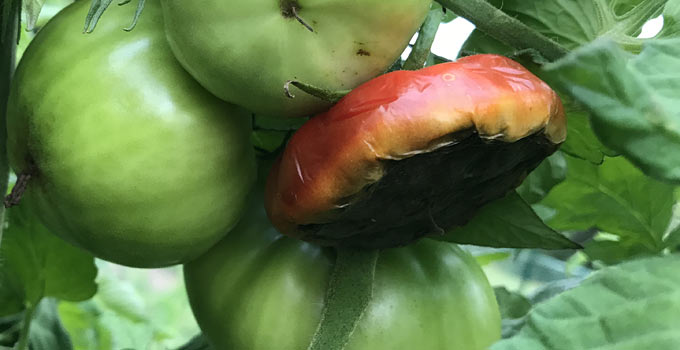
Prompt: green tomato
<box><xmin>160</xmin><ymin>0</ymin><xmax>433</xmax><ymax>118</ymax></box>
<box><xmin>185</xmin><ymin>199</ymin><xmax>502</xmax><ymax>350</ymax></box>
<box><xmin>6</xmin><ymin>0</ymin><xmax>256</xmax><ymax>268</ymax></box>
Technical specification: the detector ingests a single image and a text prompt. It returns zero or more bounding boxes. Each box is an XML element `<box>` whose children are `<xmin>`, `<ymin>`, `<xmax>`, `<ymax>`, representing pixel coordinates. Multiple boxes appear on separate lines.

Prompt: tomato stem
<box><xmin>403</xmin><ymin>4</ymin><xmax>444</xmax><ymax>70</ymax></box>
<box><xmin>280</xmin><ymin>0</ymin><xmax>314</xmax><ymax>32</ymax></box>
<box><xmin>291</xmin><ymin>6</ymin><xmax>314</xmax><ymax>33</ymax></box>
<box><xmin>307</xmin><ymin>248</ymin><xmax>379</xmax><ymax>350</ymax></box>
<box><xmin>284</xmin><ymin>80</ymin><xmax>350</xmax><ymax>103</ymax></box>
<box><xmin>436</xmin><ymin>0</ymin><xmax>569</xmax><ymax>61</ymax></box>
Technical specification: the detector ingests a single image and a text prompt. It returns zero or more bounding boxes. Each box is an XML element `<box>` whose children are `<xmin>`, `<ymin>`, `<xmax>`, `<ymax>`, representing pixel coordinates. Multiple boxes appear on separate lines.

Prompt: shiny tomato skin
<box><xmin>160</xmin><ymin>0</ymin><xmax>433</xmax><ymax>117</ymax></box>
<box><xmin>184</xmin><ymin>200</ymin><xmax>502</xmax><ymax>350</ymax></box>
<box><xmin>6</xmin><ymin>1</ymin><xmax>256</xmax><ymax>268</ymax></box>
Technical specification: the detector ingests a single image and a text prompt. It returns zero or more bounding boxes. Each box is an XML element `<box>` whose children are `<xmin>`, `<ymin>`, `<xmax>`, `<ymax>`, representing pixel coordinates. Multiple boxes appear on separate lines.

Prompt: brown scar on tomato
<box><xmin>356</xmin><ymin>49</ymin><xmax>371</xmax><ymax>56</ymax></box>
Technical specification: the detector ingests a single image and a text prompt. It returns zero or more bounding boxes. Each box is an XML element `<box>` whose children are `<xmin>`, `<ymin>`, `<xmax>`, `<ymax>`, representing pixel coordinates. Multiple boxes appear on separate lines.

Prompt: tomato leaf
<box><xmin>436</xmin><ymin>192</ymin><xmax>580</xmax><ymax>250</ymax></box>
<box><xmin>545</xmin><ymin>37</ymin><xmax>680</xmax><ymax>183</ymax></box>
<box><xmin>461</xmin><ymin>0</ymin><xmax>665</xmax><ymax>53</ymax></box>
<box><xmin>25</xmin><ymin>299</ymin><xmax>73</xmax><ymax>350</ymax></box>
<box><xmin>496</xmin><ymin>288</ymin><xmax>532</xmax><ymax>320</ymax></box>
<box><xmin>541</xmin><ymin>156</ymin><xmax>677</xmax><ymax>262</ymax></box>
<box><xmin>495</xmin><ymin>287</ymin><xmax>532</xmax><ymax>339</ymax></box>
<box><xmin>0</xmin><ymin>299</ymin><xmax>73</xmax><ymax>350</ymax></box>
<box><xmin>22</xmin><ymin>0</ymin><xmax>45</xmax><ymax>31</ymax></box>
<box><xmin>657</xmin><ymin>0</ymin><xmax>680</xmax><ymax>38</ymax></box>
<box><xmin>174</xmin><ymin>335</ymin><xmax>212</xmax><ymax>350</ymax></box>
<box><xmin>492</xmin><ymin>254</ymin><xmax>680</xmax><ymax>350</ymax></box>
<box><xmin>58</xmin><ymin>301</ymin><xmax>113</xmax><ymax>350</ymax></box>
<box><xmin>0</xmin><ymin>203</ymin><xmax>97</xmax><ymax>317</ymax></box>
<box><xmin>517</xmin><ymin>153</ymin><xmax>567</xmax><ymax>204</ymax></box>
<box><xmin>558</xmin><ymin>107</ymin><xmax>611</xmax><ymax>164</ymax></box>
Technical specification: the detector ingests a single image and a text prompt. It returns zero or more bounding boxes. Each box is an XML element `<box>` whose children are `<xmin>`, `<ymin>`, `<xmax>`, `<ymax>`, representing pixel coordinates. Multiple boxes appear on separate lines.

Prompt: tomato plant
<box><xmin>1</xmin><ymin>0</ymin><xmax>680</xmax><ymax>349</ymax></box>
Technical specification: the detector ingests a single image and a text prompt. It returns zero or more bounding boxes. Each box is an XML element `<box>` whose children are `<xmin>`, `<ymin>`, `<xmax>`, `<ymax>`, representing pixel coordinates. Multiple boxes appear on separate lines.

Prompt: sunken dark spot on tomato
<box><xmin>357</xmin><ymin>49</ymin><xmax>371</xmax><ymax>56</ymax></box>
<box><xmin>297</xmin><ymin>129</ymin><xmax>558</xmax><ymax>248</ymax></box>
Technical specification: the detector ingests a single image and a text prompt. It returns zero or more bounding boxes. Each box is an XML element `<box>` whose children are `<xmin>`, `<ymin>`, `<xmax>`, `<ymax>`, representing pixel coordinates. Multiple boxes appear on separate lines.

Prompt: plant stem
<box><xmin>0</xmin><ymin>0</ymin><xmax>20</xmax><ymax>248</ymax></box>
<box><xmin>403</xmin><ymin>4</ymin><xmax>444</xmax><ymax>70</ymax></box>
<box><xmin>436</xmin><ymin>0</ymin><xmax>569</xmax><ymax>61</ymax></box>
<box><xmin>307</xmin><ymin>248</ymin><xmax>379</xmax><ymax>350</ymax></box>
<box><xmin>16</xmin><ymin>303</ymin><xmax>36</xmax><ymax>350</ymax></box>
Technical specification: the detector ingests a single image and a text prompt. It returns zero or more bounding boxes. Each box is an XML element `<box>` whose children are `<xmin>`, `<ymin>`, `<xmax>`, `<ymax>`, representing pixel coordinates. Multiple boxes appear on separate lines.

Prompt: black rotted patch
<box><xmin>298</xmin><ymin>130</ymin><xmax>559</xmax><ymax>248</ymax></box>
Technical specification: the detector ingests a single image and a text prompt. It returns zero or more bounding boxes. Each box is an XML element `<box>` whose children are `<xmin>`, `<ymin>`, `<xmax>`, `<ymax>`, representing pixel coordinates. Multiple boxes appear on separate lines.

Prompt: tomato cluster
<box><xmin>7</xmin><ymin>0</ymin><xmax>568</xmax><ymax>348</ymax></box>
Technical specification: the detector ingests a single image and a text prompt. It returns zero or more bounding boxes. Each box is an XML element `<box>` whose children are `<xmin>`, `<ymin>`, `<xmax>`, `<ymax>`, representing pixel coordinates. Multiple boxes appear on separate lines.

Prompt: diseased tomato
<box><xmin>265</xmin><ymin>55</ymin><xmax>566</xmax><ymax>247</ymax></box>
<box><xmin>184</xmin><ymin>194</ymin><xmax>502</xmax><ymax>350</ymax></box>
<box><xmin>6</xmin><ymin>0</ymin><xmax>256</xmax><ymax>268</ymax></box>
<box><xmin>160</xmin><ymin>0</ymin><xmax>433</xmax><ymax>117</ymax></box>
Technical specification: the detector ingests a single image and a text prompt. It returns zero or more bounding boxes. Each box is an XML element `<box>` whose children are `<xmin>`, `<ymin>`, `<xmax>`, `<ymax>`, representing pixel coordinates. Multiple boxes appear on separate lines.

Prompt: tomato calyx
<box><xmin>279</xmin><ymin>0</ymin><xmax>315</xmax><ymax>33</ymax></box>
<box><xmin>284</xmin><ymin>80</ymin><xmax>350</xmax><ymax>103</ymax></box>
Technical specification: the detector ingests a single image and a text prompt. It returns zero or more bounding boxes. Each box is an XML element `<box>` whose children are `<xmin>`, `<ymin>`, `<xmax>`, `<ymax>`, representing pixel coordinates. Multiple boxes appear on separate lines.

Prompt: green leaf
<box><xmin>22</xmin><ymin>0</ymin><xmax>45</xmax><ymax>31</ymax></box>
<box><xmin>496</xmin><ymin>288</ymin><xmax>532</xmax><ymax>320</ymax></box>
<box><xmin>59</xmin><ymin>262</ymin><xmax>199</xmax><ymax>350</ymax></box>
<box><xmin>559</xmin><ymin>106</ymin><xmax>611</xmax><ymax>164</ymax></box>
<box><xmin>492</xmin><ymin>254</ymin><xmax>680</xmax><ymax>350</ymax></box>
<box><xmin>546</xmin><ymin>37</ymin><xmax>680</xmax><ymax>183</ymax></box>
<box><xmin>542</xmin><ymin>156</ymin><xmax>676</xmax><ymax>254</ymax></box>
<box><xmin>495</xmin><ymin>287</ymin><xmax>532</xmax><ymax>339</ymax></box>
<box><xmin>58</xmin><ymin>301</ymin><xmax>113</xmax><ymax>350</ymax></box>
<box><xmin>0</xmin><ymin>299</ymin><xmax>73</xmax><ymax>350</ymax></box>
<box><xmin>665</xmin><ymin>217</ymin><xmax>680</xmax><ymax>249</ymax></box>
<box><xmin>463</xmin><ymin>0</ymin><xmax>665</xmax><ymax>52</ymax></box>
<box><xmin>251</xmin><ymin>130</ymin><xmax>288</xmax><ymax>154</ymax></box>
<box><xmin>583</xmin><ymin>237</ymin><xmax>656</xmax><ymax>264</ymax></box>
<box><xmin>26</xmin><ymin>299</ymin><xmax>73</xmax><ymax>350</ymax></box>
<box><xmin>0</xmin><ymin>203</ymin><xmax>97</xmax><ymax>316</ymax></box>
<box><xmin>459</xmin><ymin>29</ymin><xmax>513</xmax><ymax>57</ymax></box>
<box><xmin>657</xmin><ymin>0</ymin><xmax>680</xmax><ymax>38</ymax></box>
<box><xmin>437</xmin><ymin>192</ymin><xmax>579</xmax><ymax>250</ymax></box>
<box><xmin>517</xmin><ymin>152</ymin><xmax>567</xmax><ymax>204</ymax></box>
<box><xmin>474</xmin><ymin>252</ymin><xmax>511</xmax><ymax>267</ymax></box>
<box><xmin>175</xmin><ymin>335</ymin><xmax>212</xmax><ymax>350</ymax></box>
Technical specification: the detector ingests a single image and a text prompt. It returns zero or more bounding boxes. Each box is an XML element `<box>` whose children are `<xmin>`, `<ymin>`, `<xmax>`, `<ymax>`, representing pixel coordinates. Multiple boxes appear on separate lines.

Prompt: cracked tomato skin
<box><xmin>6</xmin><ymin>1</ymin><xmax>256</xmax><ymax>268</ymax></box>
<box><xmin>184</xmin><ymin>198</ymin><xmax>502</xmax><ymax>350</ymax></box>
<box><xmin>159</xmin><ymin>0</ymin><xmax>433</xmax><ymax>118</ymax></box>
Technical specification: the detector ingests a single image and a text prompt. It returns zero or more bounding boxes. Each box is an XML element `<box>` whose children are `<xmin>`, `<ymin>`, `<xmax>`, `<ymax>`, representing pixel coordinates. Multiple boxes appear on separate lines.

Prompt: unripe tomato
<box><xmin>6</xmin><ymin>0</ymin><xmax>256</xmax><ymax>268</ymax></box>
<box><xmin>160</xmin><ymin>0</ymin><xmax>433</xmax><ymax>117</ymax></box>
<box><xmin>184</xmin><ymin>199</ymin><xmax>502</xmax><ymax>350</ymax></box>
